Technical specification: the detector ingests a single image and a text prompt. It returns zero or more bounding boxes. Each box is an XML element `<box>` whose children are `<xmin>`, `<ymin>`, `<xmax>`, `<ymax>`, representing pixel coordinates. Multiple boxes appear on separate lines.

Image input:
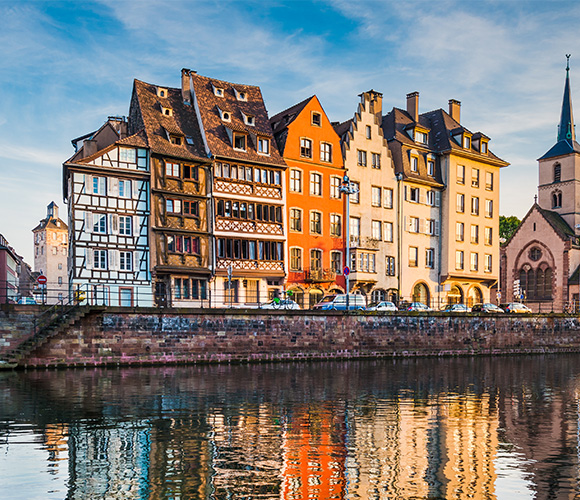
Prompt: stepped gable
<box><xmin>132</xmin><ymin>79</ymin><xmax>207</xmax><ymax>162</ymax></box>
<box><xmin>189</xmin><ymin>73</ymin><xmax>285</xmax><ymax>166</ymax></box>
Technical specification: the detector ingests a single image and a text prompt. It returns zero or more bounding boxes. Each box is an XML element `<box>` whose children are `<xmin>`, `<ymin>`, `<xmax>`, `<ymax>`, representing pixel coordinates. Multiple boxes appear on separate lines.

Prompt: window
<box><xmin>242</xmin><ymin>113</ymin><xmax>255</xmax><ymax>126</ymax></box>
<box><xmin>310</xmin><ymin>249</ymin><xmax>322</xmax><ymax>270</ymax></box>
<box><xmin>310</xmin><ymin>211</ymin><xmax>322</xmax><ymax>234</ymax></box>
<box><xmin>93</xmin><ymin>250</ymin><xmax>107</xmax><ymax>269</ymax></box>
<box><xmin>481</xmin><ymin>141</ymin><xmax>488</xmax><ymax>154</ymax></box>
<box><xmin>92</xmin><ymin>176</ymin><xmax>106</xmax><ymax>195</ymax></box>
<box><xmin>411</xmin><ymin>156</ymin><xmax>418</xmax><ymax>172</ymax></box>
<box><xmin>427</xmin><ymin>160</ymin><xmax>435</xmax><ymax>176</ymax></box>
<box><xmin>554</xmin><ymin>163</ymin><xmax>561</xmax><ymax>182</ymax></box>
<box><xmin>120</xmin><ymin>251</ymin><xmax>132</xmax><ymax>271</ymax></box>
<box><xmin>426</xmin><ymin>248</ymin><xmax>435</xmax><ymax>268</ymax></box>
<box><xmin>365</xmin><ymin>125</ymin><xmax>371</xmax><ymax>139</ymax></box>
<box><xmin>119</xmin><ymin>147</ymin><xmax>136</xmax><ymax>163</ymax></box>
<box><xmin>213</xmin><ymin>86</ymin><xmax>224</xmax><ymax>97</ymax></box>
<box><xmin>290</xmin><ymin>208</ymin><xmax>302</xmax><ymax>232</ymax></box>
<box><xmin>485</xmin><ymin>199</ymin><xmax>493</xmax><ymax>218</ymax></box>
<box><xmin>184</xmin><ymin>200</ymin><xmax>199</xmax><ymax>217</ymax></box>
<box><xmin>484</xmin><ymin>227</ymin><xmax>492</xmax><ymax>245</ymax></box>
<box><xmin>290</xmin><ymin>248</ymin><xmax>302</xmax><ymax>271</ymax></box>
<box><xmin>371</xmin><ymin>186</ymin><xmax>381</xmax><ymax>207</ymax></box>
<box><xmin>552</xmin><ymin>191</ymin><xmax>562</xmax><ymax>208</ymax></box>
<box><xmin>166</xmin><ymin>199</ymin><xmax>182</xmax><ymax>214</ymax></box>
<box><xmin>470</xmin><ymin>252</ymin><xmax>479</xmax><ymax>271</ymax></box>
<box><xmin>300</xmin><ymin>138</ymin><xmax>312</xmax><ymax>158</ymax></box>
<box><xmin>357</xmin><ymin>150</ymin><xmax>367</xmax><ymax>167</ymax></box>
<box><xmin>58</xmin><ymin>263</ymin><xmax>62</xmax><ymax>270</ymax></box>
<box><xmin>471</xmin><ymin>224</ymin><xmax>479</xmax><ymax>244</ymax></box>
<box><xmin>157</xmin><ymin>87</ymin><xmax>167</xmax><ymax>98</ymax></box>
<box><xmin>409</xmin><ymin>187</ymin><xmax>420</xmax><ymax>203</ymax></box>
<box><xmin>310</xmin><ymin>173</ymin><xmax>322</xmax><ymax>196</ymax></box>
<box><xmin>409</xmin><ymin>216</ymin><xmax>419</xmax><ymax>233</ymax></box>
<box><xmin>119</xmin><ymin>216</ymin><xmax>132</xmax><ymax>236</ymax></box>
<box><xmin>415</xmin><ymin>130</ymin><xmax>427</xmax><ymax>144</ymax></box>
<box><xmin>312</xmin><ymin>112</ymin><xmax>321</xmax><ymax>126</ymax></box>
<box><xmin>350</xmin><ymin>217</ymin><xmax>360</xmax><ymax>245</ymax></box>
<box><xmin>351</xmin><ymin>182</ymin><xmax>360</xmax><ymax>203</ymax></box>
<box><xmin>58</xmin><ymin>276</ymin><xmax>62</xmax><ymax>285</ymax></box>
<box><xmin>320</xmin><ymin>142</ymin><xmax>332</xmax><ymax>162</ymax></box>
<box><xmin>170</xmin><ymin>135</ymin><xmax>182</xmax><ymax>145</ymax></box>
<box><xmin>456</xmin><ymin>250</ymin><xmax>464</xmax><ymax>270</ymax></box>
<box><xmin>485</xmin><ymin>171</ymin><xmax>493</xmax><ymax>191</ymax></box>
<box><xmin>471</xmin><ymin>196</ymin><xmax>480</xmax><ymax>216</ymax></box>
<box><xmin>463</xmin><ymin>135</ymin><xmax>471</xmax><ymax>149</ymax></box>
<box><xmin>457</xmin><ymin>165</ymin><xmax>465</xmax><ymax>184</ymax></box>
<box><xmin>331</xmin><ymin>251</ymin><xmax>342</xmax><ymax>273</ymax></box>
<box><xmin>234</xmin><ymin>133</ymin><xmax>246</xmax><ymax>151</ymax></box>
<box><xmin>162</xmin><ymin>106</ymin><xmax>173</xmax><ymax>117</ymax></box>
<box><xmin>330</xmin><ymin>214</ymin><xmax>341</xmax><ymax>237</ymax></box>
<box><xmin>384</xmin><ymin>188</ymin><xmax>393</xmax><ymax>209</ymax></box>
<box><xmin>118</xmin><ymin>179</ymin><xmax>132</xmax><ymax>198</ymax></box>
<box><xmin>330</xmin><ymin>176</ymin><xmax>341</xmax><ymax>198</ymax></box>
<box><xmin>484</xmin><ymin>254</ymin><xmax>492</xmax><ymax>273</ymax></box>
<box><xmin>427</xmin><ymin>219</ymin><xmax>436</xmax><ymax>235</ymax></box>
<box><xmin>426</xmin><ymin>190</ymin><xmax>435</xmax><ymax>206</ymax></box>
<box><xmin>166</xmin><ymin>162</ymin><xmax>179</xmax><ymax>177</ymax></box>
<box><xmin>258</xmin><ymin>138</ymin><xmax>270</xmax><ymax>155</ymax></box>
<box><xmin>456</xmin><ymin>222</ymin><xmax>464</xmax><ymax>241</ymax></box>
<box><xmin>371</xmin><ymin>153</ymin><xmax>381</xmax><ymax>169</ymax></box>
<box><xmin>386</xmin><ymin>256</ymin><xmax>396</xmax><ymax>276</ymax></box>
<box><xmin>290</xmin><ymin>169</ymin><xmax>302</xmax><ymax>192</ymax></box>
<box><xmin>234</xmin><ymin>88</ymin><xmax>247</xmax><ymax>101</ymax></box>
<box><xmin>457</xmin><ymin>193</ymin><xmax>465</xmax><ymax>212</ymax></box>
<box><xmin>409</xmin><ymin>247</ymin><xmax>418</xmax><ymax>267</ymax></box>
<box><xmin>471</xmin><ymin>168</ymin><xmax>480</xmax><ymax>188</ymax></box>
<box><xmin>372</xmin><ymin>220</ymin><xmax>382</xmax><ymax>240</ymax></box>
<box><xmin>384</xmin><ymin>222</ymin><xmax>393</xmax><ymax>242</ymax></box>
<box><xmin>93</xmin><ymin>213</ymin><xmax>107</xmax><ymax>234</ymax></box>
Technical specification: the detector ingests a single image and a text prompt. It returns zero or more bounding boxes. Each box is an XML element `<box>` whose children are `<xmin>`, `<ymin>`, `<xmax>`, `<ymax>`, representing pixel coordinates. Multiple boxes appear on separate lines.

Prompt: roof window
<box><xmin>161</xmin><ymin>106</ymin><xmax>173</xmax><ymax>117</ymax></box>
<box><xmin>212</xmin><ymin>84</ymin><xmax>224</xmax><ymax>97</ymax></box>
<box><xmin>217</xmin><ymin>107</ymin><xmax>231</xmax><ymax>122</ymax></box>
<box><xmin>157</xmin><ymin>87</ymin><xmax>168</xmax><ymax>98</ymax></box>
<box><xmin>185</xmin><ymin>136</ymin><xmax>194</xmax><ymax>145</ymax></box>
<box><xmin>234</xmin><ymin>88</ymin><xmax>248</xmax><ymax>101</ymax></box>
<box><xmin>242</xmin><ymin>112</ymin><xmax>255</xmax><ymax>126</ymax></box>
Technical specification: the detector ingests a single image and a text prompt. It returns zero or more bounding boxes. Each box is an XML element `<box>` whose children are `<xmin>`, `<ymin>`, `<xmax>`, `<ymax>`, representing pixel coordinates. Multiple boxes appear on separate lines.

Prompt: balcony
<box><xmin>349</xmin><ymin>236</ymin><xmax>380</xmax><ymax>250</ymax></box>
<box><xmin>304</xmin><ymin>268</ymin><xmax>338</xmax><ymax>283</ymax></box>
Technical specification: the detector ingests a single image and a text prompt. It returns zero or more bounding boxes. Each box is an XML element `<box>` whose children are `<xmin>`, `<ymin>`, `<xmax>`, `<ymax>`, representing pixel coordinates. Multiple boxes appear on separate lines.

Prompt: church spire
<box><xmin>558</xmin><ymin>54</ymin><xmax>575</xmax><ymax>142</ymax></box>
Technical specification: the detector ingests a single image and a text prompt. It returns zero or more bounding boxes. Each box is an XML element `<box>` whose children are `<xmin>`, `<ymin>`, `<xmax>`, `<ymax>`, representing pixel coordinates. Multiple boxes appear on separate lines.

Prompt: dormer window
<box><xmin>415</xmin><ymin>130</ymin><xmax>427</xmax><ymax>144</ymax></box>
<box><xmin>157</xmin><ymin>87</ymin><xmax>168</xmax><ymax>98</ymax></box>
<box><xmin>312</xmin><ymin>112</ymin><xmax>321</xmax><ymax>127</ymax></box>
<box><xmin>234</xmin><ymin>88</ymin><xmax>248</xmax><ymax>101</ymax></box>
<box><xmin>161</xmin><ymin>106</ymin><xmax>173</xmax><ymax>117</ymax></box>
<box><xmin>258</xmin><ymin>138</ymin><xmax>270</xmax><ymax>155</ymax></box>
<box><xmin>170</xmin><ymin>135</ymin><xmax>183</xmax><ymax>146</ymax></box>
<box><xmin>242</xmin><ymin>112</ymin><xmax>255</xmax><ymax>126</ymax></box>
<box><xmin>411</xmin><ymin>156</ymin><xmax>418</xmax><ymax>172</ymax></box>
<box><xmin>463</xmin><ymin>135</ymin><xmax>471</xmax><ymax>149</ymax></box>
<box><xmin>217</xmin><ymin>107</ymin><xmax>231</xmax><ymax>122</ymax></box>
<box><xmin>212</xmin><ymin>84</ymin><xmax>224</xmax><ymax>97</ymax></box>
<box><xmin>233</xmin><ymin>133</ymin><xmax>246</xmax><ymax>151</ymax></box>
<box><xmin>481</xmin><ymin>141</ymin><xmax>488</xmax><ymax>154</ymax></box>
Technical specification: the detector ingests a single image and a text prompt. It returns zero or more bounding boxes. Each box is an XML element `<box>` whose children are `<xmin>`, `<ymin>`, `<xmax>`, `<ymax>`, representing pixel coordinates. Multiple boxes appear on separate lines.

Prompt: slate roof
<box><xmin>269</xmin><ymin>96</ymin><xmax>316</xmax><ymax>155</ymax></box>
<box><xmin>189</xmin><ymin>73</ymin><xmax>285</xmax><ymax>166</ymax></box>
<box><xmin>538</xmin><ymin>139</ymin><xmax>580</xmax><ymax>160</ymax></box>
<box><xmin>536</xmin><ymin>204</ymin><xmax>575</xmax><ymax>239</ymax></box>
<box><xmin>333</xmin><ymin>119</ymin><xmax>353</xmax><ymax>139</ymax></box>
<box><xmin>131</xmin><ymin>79</ymin><xmax>208</xmax><ymax>162</ymax></box>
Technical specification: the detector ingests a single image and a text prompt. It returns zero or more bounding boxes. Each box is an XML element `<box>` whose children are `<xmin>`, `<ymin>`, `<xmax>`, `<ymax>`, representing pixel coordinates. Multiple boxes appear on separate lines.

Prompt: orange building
<box><xmin>271</xmin><ymin>96</ymin><xmax>346</xmax><ymax>308</ymax></box>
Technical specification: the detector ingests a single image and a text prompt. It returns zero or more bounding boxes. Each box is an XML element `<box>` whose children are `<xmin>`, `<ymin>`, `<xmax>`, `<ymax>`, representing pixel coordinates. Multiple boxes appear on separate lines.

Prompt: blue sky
<box><xmin>2</xmin><ymin>0</ymin><xmax>579</xmax><ymax>264</ymax></box>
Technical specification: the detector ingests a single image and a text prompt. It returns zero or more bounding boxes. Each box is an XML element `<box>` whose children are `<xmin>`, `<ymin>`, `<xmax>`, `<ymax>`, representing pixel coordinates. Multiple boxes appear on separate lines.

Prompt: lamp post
<box><xmin>340</xmin><ymin>174</ymin><xmax>359</xmax><ymax>309</ymax></box>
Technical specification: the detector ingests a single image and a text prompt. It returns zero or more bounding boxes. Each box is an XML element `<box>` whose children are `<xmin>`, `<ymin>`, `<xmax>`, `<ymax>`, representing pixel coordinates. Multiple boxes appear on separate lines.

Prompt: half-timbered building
<box><xmin>63</xmin><ymin>118</ymin><xmax>151</xmax><ymax>306</ymax></box>
<box><xmin>185</xmin><ymin>69</ymin><xmax>287</xmax><ymax>307</ymax></box>
<box><xmin>129</xmin><ymin>77</ymin><xmax>212</xmax><ymax>307</ymax></box>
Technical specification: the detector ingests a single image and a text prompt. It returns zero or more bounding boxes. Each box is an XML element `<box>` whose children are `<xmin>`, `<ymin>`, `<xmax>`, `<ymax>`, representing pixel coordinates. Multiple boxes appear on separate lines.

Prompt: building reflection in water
<box><xmin>3</xmin><ymin>357</ymin><xmax>580</xmax><ymax>499</ymax></box>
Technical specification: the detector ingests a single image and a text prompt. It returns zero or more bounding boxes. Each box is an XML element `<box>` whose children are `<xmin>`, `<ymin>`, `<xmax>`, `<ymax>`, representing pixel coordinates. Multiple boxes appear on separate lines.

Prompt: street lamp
<box><xmin>340</xmin><ymin>174</ymin><xmax>359</xmax><ymax>309</ymax></box>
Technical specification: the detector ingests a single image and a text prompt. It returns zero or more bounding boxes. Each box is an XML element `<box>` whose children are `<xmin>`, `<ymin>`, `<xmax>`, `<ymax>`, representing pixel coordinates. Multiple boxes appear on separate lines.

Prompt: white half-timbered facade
<box><xmin>64</xmin><ymin>122</ymin><xmax>151</xmax><ymax>306</ymax></box>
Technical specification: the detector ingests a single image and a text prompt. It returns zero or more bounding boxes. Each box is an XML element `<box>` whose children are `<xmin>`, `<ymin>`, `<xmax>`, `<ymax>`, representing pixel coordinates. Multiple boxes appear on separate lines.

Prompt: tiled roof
<box><xmin>132</xmin><ymin>79</ymin><xmax>208</xmax><ymax>162</ymax></box>
<box><xmin>269</xmin><ymin>96</ymin><xmax>313</xmax><ymax>135</ymax></box>
<box><xmin>189</xmin><ymin>73</ymin><xmax>285</xmax><ymax>166</ymax></box>
<box><xmin>32</xmin><ymin>216</ymin><xmax>68</xmax><ymax>232</ymax></box>
<box><xmin>333</xmin><ymin>119</ymin><xmax>352</xmax><ymax>138</ymax></box>
<box><xmin>537</xmin><ymin>204</ymin><xmax>575</xmax><ymax>239</ymax></box>
<box><xmin>71</xmin><ymin>130</ymin><xmax>149</xmax><ymax>165</ymax></box>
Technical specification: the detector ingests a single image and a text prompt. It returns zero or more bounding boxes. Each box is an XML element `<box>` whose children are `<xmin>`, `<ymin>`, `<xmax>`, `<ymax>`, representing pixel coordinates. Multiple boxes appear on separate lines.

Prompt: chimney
<box><xmin>181</xmin><ymin>68</ymin><xmax>193</xmax><ymax>105</ymax></box>
<box><xmin>449</xmin><ymin>99</ymin><xmax>461</xmax><ymax>123</ymax></box>
<box><xmin>83</xmin><ymin>139</ymin><xmax>97</xmax><ymax>158</ymax></box>
<box><xmin>367</xmin><ymin>90</ymin><xmax>383</xmax><ymax>123</ymax></box>
<box><xmin>119</xmin><ymin>120</ymin><xmax>128</xmax><ymax>139</ymax></box>
<box><xmin>406</xmin><ymin>92</ymin><xmax>419</xmax><ymax>122</ymax></box>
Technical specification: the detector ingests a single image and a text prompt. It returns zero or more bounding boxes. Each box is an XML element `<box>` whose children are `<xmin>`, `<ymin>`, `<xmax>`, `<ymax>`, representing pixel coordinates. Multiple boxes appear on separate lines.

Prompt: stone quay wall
<box><xmin>2</xmin><ymin>306</ymin><xmax>580</xmax><ymax>368</ymax></box>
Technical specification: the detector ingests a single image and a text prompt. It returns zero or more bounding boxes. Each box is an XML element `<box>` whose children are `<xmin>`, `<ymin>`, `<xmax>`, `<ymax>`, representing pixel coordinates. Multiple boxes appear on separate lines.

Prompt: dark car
<box><xmin>471</xmin><ymin>303</ymin><xmax>504</xmax><ymax>313</ymax></box>
<box><xmin>441</xmin><ymin>303</ymin><xmax>470</xmax><ymax>313</ymax></box>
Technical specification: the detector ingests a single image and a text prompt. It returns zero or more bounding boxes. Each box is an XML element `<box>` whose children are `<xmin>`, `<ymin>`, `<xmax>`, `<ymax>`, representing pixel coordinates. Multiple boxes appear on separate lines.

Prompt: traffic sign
<box><xmin>343</xmin><ymin>266</ymin><xmax>350</xmax><ymax>276</ymax></box>
<box><xmin>37</xmin><ymin>275</ymin><xmax>47</xmax><ymax>285</ymax></box>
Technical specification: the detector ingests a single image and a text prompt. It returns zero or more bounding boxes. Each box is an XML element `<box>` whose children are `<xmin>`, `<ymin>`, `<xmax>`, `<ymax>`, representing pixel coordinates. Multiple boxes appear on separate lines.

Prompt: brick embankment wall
<box><xmin>10</xmin><ymin>308</ymin><xmax>580</xmax><ymax>368</ymax></box>
<box><xmin>0</xmin><ymin>305</ymin><xmax>38</xmax><ymax>359</ymax></box>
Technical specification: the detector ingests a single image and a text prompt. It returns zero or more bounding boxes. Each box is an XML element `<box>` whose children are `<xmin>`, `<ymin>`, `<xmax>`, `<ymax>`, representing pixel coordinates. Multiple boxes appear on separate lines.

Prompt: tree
<box><xmin>499</xmin><ymin>215</ymin><xmax>521</xmax><ymax>241</ymax></box>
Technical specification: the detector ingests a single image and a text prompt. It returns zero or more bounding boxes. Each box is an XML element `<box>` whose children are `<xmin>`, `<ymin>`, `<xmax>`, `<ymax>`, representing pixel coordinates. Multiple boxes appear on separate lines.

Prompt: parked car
<box><xmin>407</xmin><ymin>302</ymin><xmax>432</xmax><ymax>312</ymax></box>
<box><xmin>367</xmin><ymin>301</ymin><xmax>398</xmax><ymax>312</ymax></box>
<box><xmin>441</xmin><ymin>303</ymin><xmax>470</xmax><ymax>313</ymax></box>
<box><xmin>312</xmin><ymin>294</ymin><xmax>366</xmax><ymax>311</ymax></box>
<box><xmin>501</xmin><ymin>302</ymin><xmax>532</xmax><ymax>313</ymax></box>
<box><xmin>471</xmin><ymin>303</ymin><xmax>504</xmax><ymax>313</ymax></box>
<box><xmin>17</xmin><ymin>297</ymin><xmax>37</xmax><ymax>305</ymax></box>
<box><xmin>260</xmin><ymin>298</ymin><xmax>301</xmax><ymax>310</ymax></box>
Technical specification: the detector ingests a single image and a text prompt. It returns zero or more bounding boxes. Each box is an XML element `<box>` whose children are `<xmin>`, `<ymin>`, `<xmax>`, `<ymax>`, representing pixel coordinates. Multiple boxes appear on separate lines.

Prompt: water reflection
<box><xmin>1</xmin><ymin>356</ymin><xmax>580</xmax><ymax>499</ymax></box>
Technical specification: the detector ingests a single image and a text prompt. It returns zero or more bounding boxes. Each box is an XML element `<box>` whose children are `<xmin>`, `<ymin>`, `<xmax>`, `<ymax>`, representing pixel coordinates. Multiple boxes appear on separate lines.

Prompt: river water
<box><xmin>1</xmin><ymin>356</ymin><xmax>580</xmax><ymax>499</ymax></box>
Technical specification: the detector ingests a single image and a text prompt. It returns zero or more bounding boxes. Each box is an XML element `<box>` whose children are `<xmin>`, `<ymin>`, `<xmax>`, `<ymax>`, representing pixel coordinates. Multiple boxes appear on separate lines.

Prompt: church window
<box><xmin>529</xmin><ymin>247</ymin><xmax>542</xmax><ymax>261</ymax></box>
<box><xmin>552</xmin><ymin>191</ymin><xmax>562</xmax><ymax>208</ymax></box>
<box><xmin>554</xmin><ymin>163</ymin><xmax>561</xmax><ymax>183</ymax></box>
<box><xmin>519</xmin><ymin>266</ymin><xmax>552</xmax><ymax>300</ymax></box>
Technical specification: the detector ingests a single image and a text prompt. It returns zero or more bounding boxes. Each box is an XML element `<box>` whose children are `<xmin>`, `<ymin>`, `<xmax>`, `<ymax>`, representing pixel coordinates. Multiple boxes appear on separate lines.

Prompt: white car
<box><xmin>367</xmin><ymin>301</ymin><xmax>398</xmax><ymax>312</ymax></box>
<box><xmin>260</xmin><ymin>298</ymin><xmax>301</xmax><ymax>310</ymax></box>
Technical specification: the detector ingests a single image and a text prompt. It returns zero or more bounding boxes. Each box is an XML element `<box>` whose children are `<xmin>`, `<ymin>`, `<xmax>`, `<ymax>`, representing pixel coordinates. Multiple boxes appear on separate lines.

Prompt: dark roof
<box><xmin>32</xmin><ymin>216</ymin><xmax>68</xmax><ymax>233</ymax></box>
<box><xmin>333</xmin><ymin>119</ymin><xmax>352</xmax><ymax>138</ymax></box>
<box><xmin>536</xmin><ymin>204</ymin><xmax>575</xmax><ymax>239</ymax></box>
<box><xmin>131</xmin><ymin>79</ymin><xmax>208</xmax><ymax>162</ymax></box>
<box><xmin>190</xmin><ymin>73</ymin><xmax>285</xmax><ymax>166</ymax></box>
<box><xmin>269</xmin><ymin>96</ymin><xmax>313</xmax><ymax>135</ymax></box>
<box><xmin>538</xmin><ymin>139</ymin><xmax>580</xmax><ymax>160</ymax></box>
<box><xmin>72</xmin><ymin>130</ymin><xmax>150</xmax><ymax>165</ymax></box>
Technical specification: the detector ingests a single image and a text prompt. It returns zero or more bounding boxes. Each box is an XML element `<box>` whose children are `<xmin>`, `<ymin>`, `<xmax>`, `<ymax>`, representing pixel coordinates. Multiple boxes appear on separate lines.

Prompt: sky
<box><xmin>1</xmin><ymin>0</ymin><xmax>579</xmax><ymax>265</ymax></box>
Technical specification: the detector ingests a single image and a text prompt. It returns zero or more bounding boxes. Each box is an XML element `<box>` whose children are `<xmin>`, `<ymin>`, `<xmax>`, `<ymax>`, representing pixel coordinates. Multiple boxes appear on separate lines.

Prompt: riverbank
<box><xmin>2</xmin><ymin>305</ymin><xmax>580</xmax><ymax>369</ymax></box>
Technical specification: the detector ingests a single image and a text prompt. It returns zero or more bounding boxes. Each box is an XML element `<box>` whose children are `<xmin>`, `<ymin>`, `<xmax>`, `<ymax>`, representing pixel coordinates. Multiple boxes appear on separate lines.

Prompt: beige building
<box><xmin>335</xmin><ymin>90</ymin><xmax>399</xmax><ymax>303</ymax></box>
<box><xmin>33</xmin><ymin>202</ymin><xmax>68</xmax><ymax>304</ymax></box>
<box><xmin>384</xmin><ymin>92</ymin><xmax>508</xmax><ymax>307</ymax></box>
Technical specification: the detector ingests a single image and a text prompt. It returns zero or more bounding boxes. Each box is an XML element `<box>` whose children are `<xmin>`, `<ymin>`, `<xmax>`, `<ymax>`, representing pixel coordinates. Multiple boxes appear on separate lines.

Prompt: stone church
<box><xmin>501</xmin><ymin>57</ymin><xmax>580</xmax><ymax>312</ymax></box>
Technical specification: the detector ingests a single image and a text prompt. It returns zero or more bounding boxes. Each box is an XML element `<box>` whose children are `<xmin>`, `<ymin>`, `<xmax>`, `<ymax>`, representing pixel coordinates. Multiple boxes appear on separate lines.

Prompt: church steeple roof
<box><xmin>539</xmin><ymin>55</ymin><xmax>580</xmax><ymax>160</ymax></box>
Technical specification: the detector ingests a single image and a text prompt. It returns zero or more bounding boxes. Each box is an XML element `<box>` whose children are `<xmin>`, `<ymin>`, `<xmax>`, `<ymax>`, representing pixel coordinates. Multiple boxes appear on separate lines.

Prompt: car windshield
<box><xmin>318</xmin><ymin>296</ymin><xmax>336</xmax><ymax>304</ymax></box>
